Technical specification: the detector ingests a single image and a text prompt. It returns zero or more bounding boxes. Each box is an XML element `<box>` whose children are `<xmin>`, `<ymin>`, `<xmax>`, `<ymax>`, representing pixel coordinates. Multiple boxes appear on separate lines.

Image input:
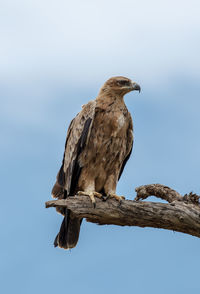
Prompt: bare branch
<box><xmin>134</xmin><ymin>184</ymin><xmax>200</xmax><ymax>205</ymax></box>
<box><xmin>135</xmin><ymin>184</ymin><xmax>183</xmax><ymax>202</ymax></box>
<box><xmin>46</xmin><ymin>184</ymin><xmax>200</xmax><ymax>238</ymax></box>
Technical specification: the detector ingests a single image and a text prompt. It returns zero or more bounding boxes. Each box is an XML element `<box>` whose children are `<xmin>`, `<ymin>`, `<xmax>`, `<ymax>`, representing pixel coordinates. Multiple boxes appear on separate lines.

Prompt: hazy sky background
<box><xmin>1</xmin><ymin>1</ymin><xmax>200</xmax><ymax>293</ymax></box>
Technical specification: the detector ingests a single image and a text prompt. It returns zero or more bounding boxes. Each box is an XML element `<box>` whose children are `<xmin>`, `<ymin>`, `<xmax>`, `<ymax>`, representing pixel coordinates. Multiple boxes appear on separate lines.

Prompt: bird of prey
<box><xmin>51</xmin><ymin>76</ymin><xmax>140</xmax><ymax>249</ymax></box>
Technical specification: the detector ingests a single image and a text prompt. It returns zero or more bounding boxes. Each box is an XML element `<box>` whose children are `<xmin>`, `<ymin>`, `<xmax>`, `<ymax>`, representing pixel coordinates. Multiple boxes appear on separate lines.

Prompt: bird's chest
<box><xmin>89</xmin><ymin>110</ymin><xmax>128</xmax><ymax>166</ymax></box>
<box><xmin>114</xmin><ymin>113</ymin><xmax>126</xmax><ymax>131</ymax></box>
<box><xmin>79</xmin><ymin>108</ymin><xmax>129</xmax><ymax>169</ymax></box>
<box><xmin>95</xmin><ymin>110</ymin><xmax>128</xmax><ymax>138</ymax></box>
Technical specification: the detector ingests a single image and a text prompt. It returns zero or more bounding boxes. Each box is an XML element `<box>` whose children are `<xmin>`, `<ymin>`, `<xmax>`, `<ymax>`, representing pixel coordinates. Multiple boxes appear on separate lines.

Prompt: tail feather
<box><xmin>52</xmin><ymin>183</ymin><xmax>82</xmax><ymax>249</ymax></box>
<box><xmin>55</xmin><ymin>210</ymin><xmax>82</xmax><ymax>249</ymax></box>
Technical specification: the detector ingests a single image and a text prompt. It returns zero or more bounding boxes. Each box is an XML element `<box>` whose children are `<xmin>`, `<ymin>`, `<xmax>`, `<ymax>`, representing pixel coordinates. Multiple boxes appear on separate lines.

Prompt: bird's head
<box><xmin>99</xmin><ymin>76</ymin><xmax>141</xmax><ymax>97</ymax></box>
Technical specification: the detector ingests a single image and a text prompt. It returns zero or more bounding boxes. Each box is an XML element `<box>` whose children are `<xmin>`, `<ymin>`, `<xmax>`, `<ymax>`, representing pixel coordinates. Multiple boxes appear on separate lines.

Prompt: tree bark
<box><xmin>45</xmin><ymin>184</ymin><xmax>200</xmax><ymax>238</ymax></box>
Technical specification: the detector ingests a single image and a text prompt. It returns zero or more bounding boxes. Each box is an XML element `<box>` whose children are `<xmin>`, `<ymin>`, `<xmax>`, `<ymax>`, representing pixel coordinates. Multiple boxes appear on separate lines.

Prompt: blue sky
<box><xmin>1</xmin><ymin>1</ymin><xmax>200</xmax><ymax>293</ymax></box>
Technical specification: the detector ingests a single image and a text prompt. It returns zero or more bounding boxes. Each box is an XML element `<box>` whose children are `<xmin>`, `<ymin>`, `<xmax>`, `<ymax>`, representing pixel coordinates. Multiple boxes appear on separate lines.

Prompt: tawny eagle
<box><xmin>52</xmin><ymin>76</ymin><xmax>140</xmax><ymax>249</ymax></box>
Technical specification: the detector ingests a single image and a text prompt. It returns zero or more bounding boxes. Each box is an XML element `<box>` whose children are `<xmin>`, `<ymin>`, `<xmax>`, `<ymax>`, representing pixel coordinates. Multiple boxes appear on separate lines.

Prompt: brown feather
<box><xmin>52</xmin><ymin>76</ymin><xmax>139</xmax><ymax>249</ymax></box>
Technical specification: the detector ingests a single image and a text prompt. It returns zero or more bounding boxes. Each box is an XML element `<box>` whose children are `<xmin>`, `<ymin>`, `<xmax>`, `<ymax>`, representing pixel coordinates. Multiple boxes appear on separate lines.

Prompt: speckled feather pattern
<box><xmin>78</xmin><ymin>97</ymin><xmax>133</xmax><ymax>194</ymax></box>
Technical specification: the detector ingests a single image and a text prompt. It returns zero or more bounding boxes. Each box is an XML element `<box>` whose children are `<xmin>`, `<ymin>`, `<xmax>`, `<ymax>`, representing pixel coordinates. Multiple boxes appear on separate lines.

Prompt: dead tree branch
<box><xmin>46</xmin><ymin>184</ymin><xmax>200</xmax><ymax>238</ymax></box>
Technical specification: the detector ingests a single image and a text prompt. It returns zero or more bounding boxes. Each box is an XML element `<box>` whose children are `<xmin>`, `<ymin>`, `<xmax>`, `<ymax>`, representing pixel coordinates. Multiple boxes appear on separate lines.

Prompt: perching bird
<box><xmin>52</xmin><ymin>76</ymin><xmax>140</xmax><ymax>249</ymax></box>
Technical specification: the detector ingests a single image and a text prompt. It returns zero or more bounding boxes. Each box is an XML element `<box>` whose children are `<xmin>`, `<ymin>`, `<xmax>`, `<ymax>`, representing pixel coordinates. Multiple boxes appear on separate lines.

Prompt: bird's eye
<box><xmin>118</xmin><ymin>80</ymin><xmax>129</xmax><ymax>86</ymax></box>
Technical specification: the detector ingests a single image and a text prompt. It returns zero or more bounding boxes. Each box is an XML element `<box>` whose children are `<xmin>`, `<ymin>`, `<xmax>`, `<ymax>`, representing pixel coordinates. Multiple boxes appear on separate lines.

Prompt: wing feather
<box><xmin>118</xmin><ymin>112</ymin><xmax>134</xmax><ymax>180</ymax></box>
<box><xmin>52</xmin><ymin>100</ymin><xmax>96</xmax><ymax>199</ymax></box>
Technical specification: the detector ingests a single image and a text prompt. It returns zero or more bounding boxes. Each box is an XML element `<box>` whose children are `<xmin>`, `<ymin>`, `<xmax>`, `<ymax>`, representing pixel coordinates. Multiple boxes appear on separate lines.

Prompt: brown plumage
<box><xmin>52</xmin><ymin>76</ymin><xmax>140</xmax><ymax>249</ymax></box>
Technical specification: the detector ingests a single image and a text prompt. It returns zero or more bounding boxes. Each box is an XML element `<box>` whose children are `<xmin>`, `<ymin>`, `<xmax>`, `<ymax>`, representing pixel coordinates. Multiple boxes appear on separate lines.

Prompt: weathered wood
<box><xmin>46</xmin><ymin>184</ymin><xmax>200</xmax><ymax>238</ymax></box>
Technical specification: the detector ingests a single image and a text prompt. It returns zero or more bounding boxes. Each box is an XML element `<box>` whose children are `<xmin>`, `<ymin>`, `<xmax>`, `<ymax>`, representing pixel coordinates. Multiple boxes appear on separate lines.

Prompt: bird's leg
<box><xmin>104</xmin><ymin>175</ymin><xmax>125</xmax><ymax>203</ymax></box>
<box><xmin>77</xmin><ymin>191</ymin><xmax>102</xmax><ymax>208</ymax></box>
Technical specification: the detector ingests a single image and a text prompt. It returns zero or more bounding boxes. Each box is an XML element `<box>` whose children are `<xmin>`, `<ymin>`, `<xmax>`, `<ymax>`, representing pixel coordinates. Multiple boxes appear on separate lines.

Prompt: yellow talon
<box><xmin>108</xmin><ymin>193</ymin><xmax>125</xmax><ymax>202</ymax></box>
<box><xmin>77</xmin><ymin>191</ymin><xmax>102</xmax><ymax>208</ymax></box>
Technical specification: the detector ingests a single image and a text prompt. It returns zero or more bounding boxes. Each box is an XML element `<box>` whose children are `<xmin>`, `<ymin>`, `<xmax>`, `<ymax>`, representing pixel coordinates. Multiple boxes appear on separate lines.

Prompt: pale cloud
<box><xmin>0</xmin><ymin>0</ymin><xmax>200</xmax><ymax>87</ymax></box>
<box><xmin>1</xmin><ymin>0</ymin><xmax>200</xmax><ymax>134</ymax></box>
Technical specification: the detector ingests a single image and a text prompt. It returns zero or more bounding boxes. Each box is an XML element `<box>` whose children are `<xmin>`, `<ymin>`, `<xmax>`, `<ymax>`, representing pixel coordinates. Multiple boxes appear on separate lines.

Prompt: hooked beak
<box><xmin>131</xmin><ymin>82</ymin><xmax>141</xmax><ymax>93</ymax></box>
